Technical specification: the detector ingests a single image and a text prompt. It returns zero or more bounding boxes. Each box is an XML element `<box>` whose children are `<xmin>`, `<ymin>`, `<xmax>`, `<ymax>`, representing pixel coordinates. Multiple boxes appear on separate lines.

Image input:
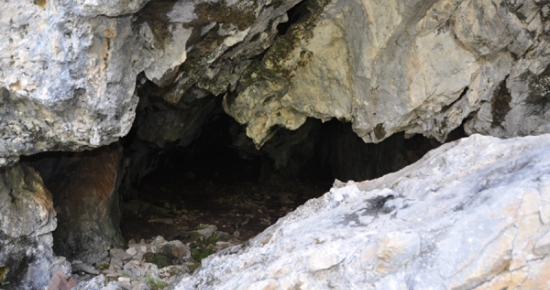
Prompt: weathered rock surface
<box><xmin>0</xmin><ymin>0</ymin><xmax>301</xmax><ymax>166</ymax></box>
<box><xmin>175</xmin><ymin>134</ymin><xmax>550</xmax><ymax>289</ymax></box>
<box><xmin>224</xmin><ymin>0</ymin><xmax>550</xmax><ymax>146</ymax></box>
<box><xmin>0</xmin><ymin>164</ymin><xmax>70</xmax><ymax>289</ymax></box>
<box><xmin>41</xmin><ymin>143</ymin><xmax>126</xmax><ymax>264</ymax></box>
<box><xmin>3</xmin><ymin>0</ymin><xmax>550</xmax><ymax>166</ymax></box>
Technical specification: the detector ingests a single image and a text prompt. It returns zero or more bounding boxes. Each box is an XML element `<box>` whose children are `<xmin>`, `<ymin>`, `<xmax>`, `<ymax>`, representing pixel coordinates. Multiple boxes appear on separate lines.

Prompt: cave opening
<box><xmin>115</xmin><ymin>94</ymin><xmax>462</xmax><ymax>244</ymax></box>
<box><xmin>19</xmin><ymin>91</ymin><xmax>465</xmax><ymax>265</ymax></box>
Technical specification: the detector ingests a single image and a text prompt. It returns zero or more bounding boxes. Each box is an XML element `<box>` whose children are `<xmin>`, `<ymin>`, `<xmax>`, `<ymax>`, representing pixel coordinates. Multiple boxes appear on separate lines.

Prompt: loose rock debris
<box><xmin>65</xmin><ymin>171</ymin><xmax>328</xmax><ymax>289</ymax></box>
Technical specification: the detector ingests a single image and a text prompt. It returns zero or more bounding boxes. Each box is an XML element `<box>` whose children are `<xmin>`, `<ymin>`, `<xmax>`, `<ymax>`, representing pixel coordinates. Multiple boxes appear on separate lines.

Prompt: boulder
<box><xmin>0</xmin><ymin>164</ymin><xmax>70</xmax><ymax>289</ymax></box>
<box><xmin>174</xmin><ymin>133</ymin><xmax>550</xmax><ymax>289</ymax></box>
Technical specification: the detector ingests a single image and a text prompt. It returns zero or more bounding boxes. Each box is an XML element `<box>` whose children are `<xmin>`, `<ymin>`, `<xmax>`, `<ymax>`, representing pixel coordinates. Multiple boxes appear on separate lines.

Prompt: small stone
<box><xmin>216</xmin><ymin>241</ymin><xmax>235</xmax><ymax>251</ymax></box>
<box><xmin>157</xmin><ymin>240</ymin><xmax>190</xmax><ymax>260</ymax></box>
<box><xmin>164</xmin><ymin>202</ymin><xmax>170</xmax><ymax>209</ymax></box>
<box><xmin>151</xmin><ymin>236</ymin><xmax>168</xmax><ymax>245</ymax></box>
<box><xmin>71</xmin><ymin>261</ymin><xmax>100</xmax><ymax>275</ymax></box>
<box><xmin>73</xmin><ymin>274</ymin><xmax>106</xmax><ymax>290</ymax></box>
<box><xmin>233</xmin><ymin>231</ymin><xmax>240</xmax><ymax>238</ymax></box>
<box><xmin>196</xmin><ymin>225</ymin><xmax>218</xmax><ymax>239</ymax></box>
<box><xmin>110</xmin><ymin>257</ymin><xmax>123</xmax><ymax>269</ymax></box>
<box><xmin>110</xmin><ymin>248</ymin><xmax>133</xmax><ymax>262</ymax></box>
<box><xmin>118</xmin><ymin>276</ymin><xmax>131</xmax><ymax>283</ymax></box>
<box><xmin>126</xmin><ymin>247</ymin><xmax>138</xmax><ymax>256</ymax></box>
<box><xmin>132</xmin><ymin>282</ymin><xmax>151</xmax><ymax>290</ymax></box>
<box><xmin>123</xmin><ymin>260</ymin><xmax>159</xmax><ymax>280</ymax></box>
<box><xmin>158</xmin><ymin>265</ymin><xmax>188</xmax><ymax>284</ymax></box>
<box><xmin>47</xmin><ymin>270</ymin><xmax>77</xmax><ymax>290</ymax></box>
<box><xmin>142</xmin><ymin>252</ymin><xmax>172</xmax><ymax>269</ymax></box>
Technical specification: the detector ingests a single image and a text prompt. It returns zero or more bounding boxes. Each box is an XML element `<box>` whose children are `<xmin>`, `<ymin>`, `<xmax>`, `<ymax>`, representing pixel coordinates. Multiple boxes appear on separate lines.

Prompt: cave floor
<box><xmin>120</xmin><ymin>171</ymin><xmax>330</xmax><ymax>243</ymax></box>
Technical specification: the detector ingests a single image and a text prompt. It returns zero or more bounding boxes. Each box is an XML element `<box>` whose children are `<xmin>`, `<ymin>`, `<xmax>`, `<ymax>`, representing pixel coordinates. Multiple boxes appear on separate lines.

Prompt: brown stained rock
<box><xmin>47</xmin><ymin>270</ymin><xmax>77</xmax><ymax>290</ymax></box>
<box><xmin>47</xmin><ymin>143</ymin><xmax>125</xmax><ymax>264</ymax></box>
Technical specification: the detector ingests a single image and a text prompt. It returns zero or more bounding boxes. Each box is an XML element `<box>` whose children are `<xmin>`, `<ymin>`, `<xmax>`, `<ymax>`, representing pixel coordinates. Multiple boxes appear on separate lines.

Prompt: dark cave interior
<box><xmin>21</xmin><ymin>93</ymin><xmax>466</xmax><ymax>258</ymax></box>
<box><xmin>115</xmin><ymin>94</ymin><xmax>464</xmax><ymax>242</ymax></box>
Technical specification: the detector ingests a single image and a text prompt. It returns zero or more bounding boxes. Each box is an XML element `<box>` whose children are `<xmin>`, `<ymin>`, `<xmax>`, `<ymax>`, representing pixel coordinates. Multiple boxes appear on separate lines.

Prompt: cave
<box><xmin>22</xmin><ymin>89</ymin><xmax>464</xmax><ymax>264</ymax></box>
<box><xmin>115</xmin><ymin>89</ymin><xmax>458</xmax><ymax>242</ymax></box>
<box><xmin>3</xmin><ymin>0</ymin><xmax>550</xmax><ymax>287</ymax></box>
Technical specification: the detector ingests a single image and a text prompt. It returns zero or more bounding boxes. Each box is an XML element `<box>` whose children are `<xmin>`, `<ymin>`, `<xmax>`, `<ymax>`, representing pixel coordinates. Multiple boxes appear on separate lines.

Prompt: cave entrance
<box><xmin>18</xmin><ymin>93</ymin><xmax>464</xmax><ymax>267</ymax></box>
<box><xmin>118</xmin><ymin>108</ymin><xmax>331</xmax><ymax>243</ymax></box>
<box><xmin>117</xmin><ymin>95</ymin><xmax>458</xmax><ymax>243</ymax></box>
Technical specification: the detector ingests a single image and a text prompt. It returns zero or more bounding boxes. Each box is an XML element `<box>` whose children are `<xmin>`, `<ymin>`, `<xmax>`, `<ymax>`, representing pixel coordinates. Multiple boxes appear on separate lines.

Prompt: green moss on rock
<box><xmin>194</xmin><ymin>0</ymin><xmax>258</xmax><ymax>31</ymax></box>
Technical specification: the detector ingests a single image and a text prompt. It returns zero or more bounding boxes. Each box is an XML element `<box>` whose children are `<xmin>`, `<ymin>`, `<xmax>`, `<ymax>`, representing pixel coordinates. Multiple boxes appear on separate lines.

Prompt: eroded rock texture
<box><xmin>0</xmin><ymin>0</ymin><xmax>301</xmax><ymax>166</ymax></box>
<box><xmin>175</xmin><ymin>134</ymin><xmax>550</xmax><ymax>289</ymax></box>
<box><xmin>225</xmin><ymin>0</ymin><xmax>550</xmax><ymax>146</ymax></box>
<box><xmin>0</xmin><ymin>164</ymin><xmax>70</xmax><ymax>289</ymax></box>
<box><xmin>2</xmin><ymin>0</ymin><xmax>549</xmax><ymax>166</ymax></box>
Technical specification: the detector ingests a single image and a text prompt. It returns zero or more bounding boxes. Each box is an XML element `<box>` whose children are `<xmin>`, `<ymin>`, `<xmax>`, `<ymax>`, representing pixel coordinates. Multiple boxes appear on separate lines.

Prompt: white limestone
<box><xmin>175</xmin><ymin>134</ymin><xmax>550</xmax><ymax>289</ymax></box>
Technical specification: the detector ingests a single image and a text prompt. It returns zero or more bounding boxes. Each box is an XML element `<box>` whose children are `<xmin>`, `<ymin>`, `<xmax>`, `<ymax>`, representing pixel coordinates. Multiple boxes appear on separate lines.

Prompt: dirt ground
<box><xmin>120</xmin><ymin>170</ymin><xmax>330</xmax><ymax>243</ymax></box>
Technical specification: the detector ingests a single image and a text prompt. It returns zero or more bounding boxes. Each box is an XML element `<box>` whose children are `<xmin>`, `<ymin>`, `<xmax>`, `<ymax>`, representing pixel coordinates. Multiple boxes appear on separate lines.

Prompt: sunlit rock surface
<box><xmin>0</xmin><ymin>164</ymin><xmax>70</xmax><ymax>289</ymax></box>
<box><xmin>224</xmin><ymin>0</ymin><xmax>550</xmax><ymax>146</ymax></box>
<box><xmin>175</xmin><ymin>134</ymin><xmax>550</xmax><ymax>289</ymax></box>
<box><xmin>0</xmin><ymin>0</ymin><xmax>300</xmax><ymax>166</ymax></box>
<box><xmin>2</xmin><ymin>0</ymin><xmax>550</xmax><ymax>166</ymax></box>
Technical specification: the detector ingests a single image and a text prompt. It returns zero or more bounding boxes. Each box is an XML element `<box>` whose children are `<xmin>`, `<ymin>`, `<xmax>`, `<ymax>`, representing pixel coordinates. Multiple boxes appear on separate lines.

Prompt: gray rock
<box><xmin>102</xmin><ymin>281</ymin><xmax>124</xmax><ymax>290</ymax></box>
<box><xmin>131</xmin><ymin>282</ymin><xmax>151</xmax><ymax>290</ymax></box>
<box><xmin>156</xmin><ymin>240</ymin><xmax>190</xmax><ymax>261</ymax></box>
<box><xmin>72</xmin><ymin>261</ymin><xmax>100</xmax><ymax>275</ymax></box>
<box><xmin>110</xmin><ymin>249</ymin><xmax>133</xmax><ymax>263</ymax></box>
<box><xmin>0</xmin><ymin>0</ymin><xmax>302</xmax><ymax>166</ymax></box>
<box><xmin>158</xmin><ymin>265</ymin><xmax>187</xmax><ymax>285</ymax></box>
<box><xmin>123</xmin><ymin>260</ymin><xmax>159</xmax><ymax>280</ymax></box>
<box><xmin>174</xmin><ymin>134</ymin><xmax>550</xmax><ymax>289</ymax></box>
<box><xmin>73</xmin><ymin>274</ymin><xmax>106</xmax><ymax>290</ymax></box>
<box><xmin>0</xmin><ymin>163</ymin><xmax>70</xmax><ymax>289</ymax></box>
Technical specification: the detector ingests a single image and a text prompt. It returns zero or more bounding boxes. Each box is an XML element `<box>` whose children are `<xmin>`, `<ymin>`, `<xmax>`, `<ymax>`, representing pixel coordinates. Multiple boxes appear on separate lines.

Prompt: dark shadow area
<box><xmin>118</xmin><ymin>101</ymin><xmax>465</xmax><ymax>242</ymax></box>
<box><xmin>20</xmin><ymin>94</ymin><xmax>466</xmax><ymax>249</ymax></box>
<box><xmin>277</xmin><ymin>0</ymin><xmax>310</xmax><ymax>35</ymax></box>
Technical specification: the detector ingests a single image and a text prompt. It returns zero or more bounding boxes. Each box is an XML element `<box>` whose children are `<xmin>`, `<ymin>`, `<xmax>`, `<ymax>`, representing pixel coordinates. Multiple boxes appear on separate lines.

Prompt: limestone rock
<box><xmin>0</xmin><ymin>0</ymin><xmax>301</xmax><ymax>166</ymax></box>
<box><xmin>0</xmin><ymin>163</ymin><xmax>71</xmax><ymax>289</ymax></box>
<box><xmin>0</xmin><ymin>1</ymin><xmax>142</xmax><ymax>166</ymax></box>
<box><xmin>224</xmin><ymin>0</ymin><xmax>550</xmax><ymax>146</ymax></box>
<box><xmin>73</xmin><ymin>275</ymin><xmax>106</xmax><ymax>290</ymax></box>
<box><xmin>174</xmin><ymin>134</ymin><xmax>550</xmax><ymax>289</ymax></box>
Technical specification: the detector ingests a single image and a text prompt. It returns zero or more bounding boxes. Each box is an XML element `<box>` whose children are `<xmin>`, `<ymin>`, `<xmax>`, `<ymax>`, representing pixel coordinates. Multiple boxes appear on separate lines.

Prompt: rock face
<box><xmin>2</xmin><ymin>0</ymin><xmax>550</xmax><ymax>288</ymax></box>
<box><xmin>175</xmin><ymin>134</ymin><xmax>550</xmax><ymax>289</ymax></box>
<box><xmin>44</xmin><ymin>143</ymin><xmax>125</xmax><ymax>264</ymax></box>
<box><xmin>2</xmin><ymin>0</ymin><xmax>549</xmax><ymax>165</ymax></box>
<box><xmin>0</xmin><ymin>0</ymin><xmax>301</xmax><ymax>166</ymax></box>
<box><xmin>0</xmin><ymin>164</ymin><xmax>70</xmax><ymax>289</ymax></box>
<box><xmin>224</xmin><ymin>0</ymin><xmax>550</xmax><ymax>146</ymax></box>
